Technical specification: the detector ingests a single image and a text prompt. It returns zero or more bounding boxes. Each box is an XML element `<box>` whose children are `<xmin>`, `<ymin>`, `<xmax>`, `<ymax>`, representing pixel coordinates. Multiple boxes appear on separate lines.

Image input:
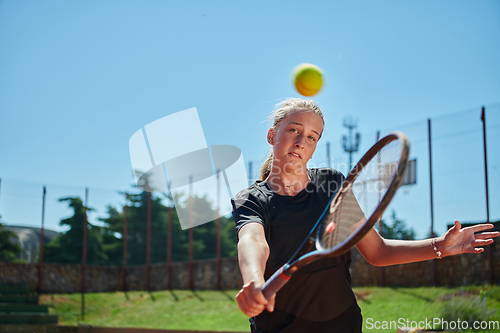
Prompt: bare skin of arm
<box><xmin>235</xmin><ymin>223</ymin><xmax>276</xmax><ymax>317</ymax></box>
<box><xmin>356</xmin><ymin>220</ymin><xmax>499</xmax><ymax>267</ymax></box>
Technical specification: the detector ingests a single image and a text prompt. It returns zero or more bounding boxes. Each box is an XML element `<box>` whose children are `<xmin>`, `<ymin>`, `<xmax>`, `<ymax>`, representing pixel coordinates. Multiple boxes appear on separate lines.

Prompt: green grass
<box><xmin>41</xmin><ymin>290</ymin><xmax>249</xmax><ymax>331</ymax></box>
<box><xmin>40</xmin><ymin>286</ymin><xmax>500</xmax><ymax>332</ymax></box>
<box><xmin>356</xmin><ymin>286</ymin><xmax>500</xmax><ymax>332</ymax></box>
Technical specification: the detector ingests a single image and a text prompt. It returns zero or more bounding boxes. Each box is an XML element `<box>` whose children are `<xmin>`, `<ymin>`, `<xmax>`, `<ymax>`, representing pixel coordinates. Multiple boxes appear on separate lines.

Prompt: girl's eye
<box><xmin>290</xmin><ymin>128</ymin><xmax>299</xmax><ymax>134</ymax></box>
<box><xmin>308</xmin><ymin>136</ymin><xmax>317</xmax><ymax>142</ymax></box>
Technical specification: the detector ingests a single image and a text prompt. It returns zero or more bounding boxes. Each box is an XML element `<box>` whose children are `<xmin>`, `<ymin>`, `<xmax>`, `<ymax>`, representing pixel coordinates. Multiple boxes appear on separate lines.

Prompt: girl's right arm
<box><xmin>236</xmin><ymin>223</ymin><xmax>275</xmax><ymax>317</ymax></box>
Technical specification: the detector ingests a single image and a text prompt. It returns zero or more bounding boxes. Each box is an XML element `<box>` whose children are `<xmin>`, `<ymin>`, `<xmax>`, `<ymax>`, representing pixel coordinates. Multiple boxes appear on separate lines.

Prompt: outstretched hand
<box><xmin>439</xmin><ymin>220</ymin><xmax>499</xmax><ymax>257</ymax></box>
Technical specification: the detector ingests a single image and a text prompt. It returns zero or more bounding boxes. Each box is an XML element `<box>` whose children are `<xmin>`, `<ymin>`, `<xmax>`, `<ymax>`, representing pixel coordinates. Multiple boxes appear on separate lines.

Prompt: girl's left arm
<box><xmin>356</xmin><ymin>220</ymin><xmax>499</xmax><ymax>267</ymax></box>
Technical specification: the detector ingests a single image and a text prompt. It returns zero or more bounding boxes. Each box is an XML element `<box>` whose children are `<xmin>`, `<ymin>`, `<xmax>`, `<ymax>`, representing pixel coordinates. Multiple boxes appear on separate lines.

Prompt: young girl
<box><xmin>231</xmin><ymin>98</ymin><xmax>498</xmax><ymax>333</ymax></box>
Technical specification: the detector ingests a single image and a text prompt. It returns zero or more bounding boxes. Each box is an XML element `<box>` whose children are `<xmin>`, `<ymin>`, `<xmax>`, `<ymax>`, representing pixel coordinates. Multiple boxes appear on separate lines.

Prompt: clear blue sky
<box><xmin>1</xmin><ymin>0</ymin><xmax>499</xmax><ymax>238</ymax></box>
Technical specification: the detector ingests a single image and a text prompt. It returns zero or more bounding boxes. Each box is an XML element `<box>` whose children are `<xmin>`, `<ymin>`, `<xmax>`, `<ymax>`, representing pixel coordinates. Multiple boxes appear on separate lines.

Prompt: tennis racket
<box><xmin>262</xmin><ymin>131</ymin><xmax>410</xmax><ymax>299</ymax></box>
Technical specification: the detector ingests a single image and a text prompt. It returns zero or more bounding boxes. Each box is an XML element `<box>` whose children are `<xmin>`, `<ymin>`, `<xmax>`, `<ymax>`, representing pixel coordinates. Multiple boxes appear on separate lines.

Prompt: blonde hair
<box><xmin>260</xmin><ymin>98</ymin><xmax>324</xmax><ymax>180</ymax></box>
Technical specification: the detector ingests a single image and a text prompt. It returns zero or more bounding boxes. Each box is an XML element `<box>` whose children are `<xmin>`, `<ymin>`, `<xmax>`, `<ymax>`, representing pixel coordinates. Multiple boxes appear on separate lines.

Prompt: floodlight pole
<box><xmin>188</xmin><ymin>176</ymin><xmax>194</xmax><ymax>290</ymax></box>
<box><xmin>216</xmin><ymin>170</ymin><xmax>221</xmax><ymax>290</ymax></box>
<box><xmin>167</xmin><ymin>198</ymin><xmax>172</xmax><ymax>290</ymax></box>
<box><xmin>376</xmin><ymin>131</ymin><xmax>383</xmax><ymax>238</ymax></box>
<box><xmin>146</xmin><ymin>192</ymin><xmax>151</xmax><ymax>291</ymax></box>
<box><xmin>481</xmin><ymin>107</ymin><xmax>493</xmax><ymax>284</ymax></box>
<box><xmin>122</xmin><ymin>194</ymin><xmax>128</xmax><ymax>291</ymax></box>
<box><xmin>428</xmin><ymin>120</ymin><xmax>435</xmax><ymax>239</ymax></box>
<box><xmin>81</xmin><ymin>188</ymin><xmax>88</xmax><ymax>320</ymax></box>
<box><xmin>248</xmin><ymin>161</ymin><xmax>253</xmax><ymax>186</ymax></box>
<box><xmin>375</xmin><ymin>131</ymin><xmax>384</xmax><ymax>287</ymax></box>
<box><xmin>38</xmin><ymin>186</ymin><xmax>46</xmax><ymax>293</ymax></box>
<box><xmin>428</xmin><ymin>119</ymin><xmax>437</xmax><ymax>286</ymax></box>
<box><xmin>342</xmin><ymin>117</ymin><xmax>360</xmax><ymax>170</ymax></box>
<box><xmin>326</xmin><ymin>142</ymin><xmax>331</xmax><ymax>168</ymax></box>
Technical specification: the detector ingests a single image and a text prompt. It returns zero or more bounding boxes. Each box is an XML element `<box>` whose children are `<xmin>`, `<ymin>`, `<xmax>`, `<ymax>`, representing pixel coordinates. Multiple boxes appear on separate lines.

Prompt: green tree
<box><xmin>171</xmin><ymin>193</ymin><xmax>238</xmax><ymax>260</ymax></box>
<box><xmin>100</xmin><ymin>191</ymin><xmax>237</xmax><ymax>264</ymax></box>
<box><xmin>375</xmin><ymin>210</ymin><xmax>416</xmax><ymax>240</ymax></box>
<box><xmin>184</xmin><ymin>194</ymin><xmax>238</xmax><ymax>260</ymax></box>
<box><xmin>44</xmin><ymin>197</ymin><xmax>108</xmax><ymax>264</ymax></box>
<box><xmin>97</xmin><ymin>205</ymin><xmax>123</xmax><ymax>265</ymax></box>
<box><xmin>100</xmin><ymin>191</ymin><xmax>174</xmax><ymax>265</ymax></box>
<box><xmin>0</xmin><ymin>215</ymin><xmax>22</xmax><ymax>262</ymax></box>
<box><xmin>42</xmin><ymin>189</ymin><xmax>238</xmax><ymax>266</ymax></box>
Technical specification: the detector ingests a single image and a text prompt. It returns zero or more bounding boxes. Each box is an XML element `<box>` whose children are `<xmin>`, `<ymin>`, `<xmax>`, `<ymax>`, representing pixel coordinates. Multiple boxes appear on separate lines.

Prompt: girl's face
<box><xmin>268</xmin><ymin>109</ymin><xmax>324</xmax><ymax>169</ymax></box>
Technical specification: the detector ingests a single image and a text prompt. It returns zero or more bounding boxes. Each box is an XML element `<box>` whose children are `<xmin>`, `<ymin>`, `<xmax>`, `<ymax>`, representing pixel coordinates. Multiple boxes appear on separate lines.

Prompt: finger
<box><xmin>253</xmin><ymin>286</ymin><xmax>269</xmax><ymax>306</ymax></box>
<box><xmin>447</xmin><ymin>220</ymin><xmax>461</xmax><ymax>234</ymax></box>
<box><xmin>246</xmin><ymin>304</ymin><xmax>266</xmax><ymax>317</ymax></box>
<box><xmin>245</xmin><ymin>299</ymin><xmax>266</xmax><ymax>316</ymax></box>
<box><xmin>266</xmin><ymin>294</ymin><xmax>276</xmax><ymax>312</ymax></box>
<box><xmin>235</xmin><ymin>289</ymin><xmax>250</xmax><ymax>312</ymax></box>
<box><xmin>473</xmin><ymin>232</ymin><xmax>500</xmax><ymax>240</ymax></box>
<box><xmin>464</xmin><ymin>247</ymin><xmax>485</xmax><ymax>254</ymax></box>
<box><xmin>241</xmin><ymin>306</ymin><xmax>263</xmax><ymax>317</ymax></box>
<box><xmin>465</xmin><ymin>223</ymin><xmax>495</xmax><ymax>233</ymax></box>
<box><xmin>472</xmin><ymin>239</ymin><xmax>494</xmax><ymax>247</ymax></box>
<box><xmin>244</xmin><ymin>281</ymin><xmax>267</xmax><ymax>303</ymax></box>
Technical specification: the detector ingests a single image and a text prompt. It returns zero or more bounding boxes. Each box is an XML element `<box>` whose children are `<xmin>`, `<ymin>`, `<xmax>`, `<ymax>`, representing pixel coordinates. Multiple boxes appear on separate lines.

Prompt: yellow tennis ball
<box><xmin>292</xmin><ymin>63</ymin><xmax>323</xmax><ymax>97</ymax></box>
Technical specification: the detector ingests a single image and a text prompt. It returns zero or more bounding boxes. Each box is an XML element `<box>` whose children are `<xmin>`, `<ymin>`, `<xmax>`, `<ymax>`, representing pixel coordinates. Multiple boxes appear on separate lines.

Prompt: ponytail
<box><xmin>260</xmin><ymin>151</ymin><xmax>273</xmax><ymax>181</ymax></box>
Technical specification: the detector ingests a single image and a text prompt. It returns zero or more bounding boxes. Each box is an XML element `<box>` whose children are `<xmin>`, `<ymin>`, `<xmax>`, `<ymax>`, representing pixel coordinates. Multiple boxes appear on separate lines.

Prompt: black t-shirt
<box><xmin>232</xmin><ymin>168</ymin><xmax>362</xmax><ymax>333</ymax></box>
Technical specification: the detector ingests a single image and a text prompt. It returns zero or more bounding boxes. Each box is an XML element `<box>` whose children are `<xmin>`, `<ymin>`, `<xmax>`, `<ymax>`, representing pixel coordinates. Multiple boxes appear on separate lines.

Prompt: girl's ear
<box><xmin>267</xmin><ymin>128</ymin><xmax>274</xmax><ymax>145</ymax></box>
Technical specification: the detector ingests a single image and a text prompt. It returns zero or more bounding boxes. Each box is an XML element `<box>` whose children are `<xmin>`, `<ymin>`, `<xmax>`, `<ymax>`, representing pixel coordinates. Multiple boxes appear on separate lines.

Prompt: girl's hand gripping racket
<box><xmin>262</xmin><ymin>131</ymin><xmax>410</xmax><ymax>299</ymax></box>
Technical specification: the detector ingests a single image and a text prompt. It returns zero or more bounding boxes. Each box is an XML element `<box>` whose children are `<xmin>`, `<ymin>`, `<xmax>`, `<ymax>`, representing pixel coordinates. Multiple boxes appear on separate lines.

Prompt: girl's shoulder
<box><xmin>231</xmin><ymin>180</ymin><xmax>272</xmax><ymax>209</ymax></box>
<box><xmin>308</xmin><ymin>167</ymin><xmax>345</xmax><ymax>182</ymax></box>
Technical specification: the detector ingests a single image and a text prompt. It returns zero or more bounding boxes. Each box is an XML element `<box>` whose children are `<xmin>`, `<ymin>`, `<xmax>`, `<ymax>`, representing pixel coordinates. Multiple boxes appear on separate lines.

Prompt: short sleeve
<box><xmin>231</xmin><ymin>187</ymin><xmax>267</xmax><ymax>241</ymax></box>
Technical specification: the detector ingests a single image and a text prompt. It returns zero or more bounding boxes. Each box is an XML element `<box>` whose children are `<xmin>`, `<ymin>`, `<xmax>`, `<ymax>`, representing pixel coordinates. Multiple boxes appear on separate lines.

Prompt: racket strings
<box><xmin>319</xmin><ymin>140</ymin><xmax>403</xmax><ymax>251</ymax></box>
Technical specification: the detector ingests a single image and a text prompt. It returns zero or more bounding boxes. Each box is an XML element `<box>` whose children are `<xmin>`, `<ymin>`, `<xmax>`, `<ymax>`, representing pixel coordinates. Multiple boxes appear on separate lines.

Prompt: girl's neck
<box><xmin>266</xmin><ymin>166</ymin><xmax>310</xmax><ymax>196</ymax></box>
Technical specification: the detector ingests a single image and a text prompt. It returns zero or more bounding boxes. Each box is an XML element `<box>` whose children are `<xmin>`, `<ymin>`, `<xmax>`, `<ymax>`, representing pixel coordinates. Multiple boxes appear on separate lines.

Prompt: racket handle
<box><xmin>262</xmin><ymin>265</ymin><xmax>291</xmax><ymax>300</ymax></box>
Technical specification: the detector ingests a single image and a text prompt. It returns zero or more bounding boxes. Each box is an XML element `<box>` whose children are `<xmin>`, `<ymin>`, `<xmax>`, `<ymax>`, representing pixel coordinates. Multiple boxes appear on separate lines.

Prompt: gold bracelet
<box><xmin>431</xmin><ymin>238</ymin><xmax>442</xmax><ymax>259</ymax></box>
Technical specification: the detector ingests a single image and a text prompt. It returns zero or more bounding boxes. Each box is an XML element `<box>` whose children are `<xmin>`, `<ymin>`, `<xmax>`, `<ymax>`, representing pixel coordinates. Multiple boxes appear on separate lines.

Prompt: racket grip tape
<box><xmin>262</xmin><ymin>265</ymin><xmax>291</xmax><ymax>300</ymax></box>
